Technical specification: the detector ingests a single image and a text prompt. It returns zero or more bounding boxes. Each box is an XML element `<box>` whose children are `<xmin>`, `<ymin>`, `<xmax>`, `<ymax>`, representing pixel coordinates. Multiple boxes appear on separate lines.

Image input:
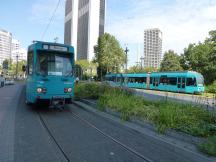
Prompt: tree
<box><xmin>128</xmin><ymin>65</ymin><xmax>156</xmax><ymax>73</ymax></box>
<box><xmin>17</xmin><ymin>60</ymin><xmax>27</xmax><ymax>75</ymax></box>
<box><xmin>160</xmin><ymin>50</ymin><xmax>182</xmax><ymax>72</ymax></box>
<box><xmin>180</xmin><ymin>30</ymin><xmax>216</xmax><ymax>84</ymax></box>
<box><xmin>75</xmin><ymin>59</ymin><xmax>98</xmax><ymax>80</ymax></box>
<box><xmin>94</xmin><ymin>33</ymin><xmax>126</xmax><ymax>73</ymax></box>
<box><xmin>1</xmin><ymin>59</ymin><xmax>26</xmax><ymax>77</ymax></box>
<box><xmin>76</xmin><ymin>60</ymin><xmax>90</xmax><ymax>72</ymax></box>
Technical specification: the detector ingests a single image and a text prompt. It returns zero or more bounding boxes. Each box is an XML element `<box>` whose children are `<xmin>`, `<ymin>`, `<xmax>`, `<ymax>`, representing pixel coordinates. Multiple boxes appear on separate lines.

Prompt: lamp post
<box><xmin>16</xmin><ymin>54</ymin><xmax>19</xmax><ymax>79</ymax></box>
<box><xmin>140</xmin><ymin>57</ymin><xmax>144</xmax><ymax>69</ymax></box>
<box><xmin>125</xmin><ymin>47</ymin><xmax>129</xmax><ymax>72</ymax></box>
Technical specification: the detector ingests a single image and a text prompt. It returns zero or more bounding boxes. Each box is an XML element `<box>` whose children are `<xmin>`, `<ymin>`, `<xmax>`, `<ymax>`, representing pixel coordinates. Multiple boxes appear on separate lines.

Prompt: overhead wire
<box><xmin>41</xmin><ymin>0</ymin><xmax>61</xmax><ymax>41</ymax></box>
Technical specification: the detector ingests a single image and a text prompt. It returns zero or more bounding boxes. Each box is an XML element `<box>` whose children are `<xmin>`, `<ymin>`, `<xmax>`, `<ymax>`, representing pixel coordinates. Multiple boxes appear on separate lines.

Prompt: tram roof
<box><xmin>106</xmin><ymin>71</ymin><xmax>203</xmax><ymax>77</ymax></box>
<box><xmin>28</xmin><ymin>41</ymin><xmax>74</xmax><ymax>52</ymax></box>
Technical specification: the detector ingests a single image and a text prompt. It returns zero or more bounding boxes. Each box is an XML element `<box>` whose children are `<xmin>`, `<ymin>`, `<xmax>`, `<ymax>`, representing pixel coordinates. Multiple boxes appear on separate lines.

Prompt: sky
<box><xmin>1</xmin><ymin>0</ymin><xmax>216</xmax><ymax>67</ymax></box>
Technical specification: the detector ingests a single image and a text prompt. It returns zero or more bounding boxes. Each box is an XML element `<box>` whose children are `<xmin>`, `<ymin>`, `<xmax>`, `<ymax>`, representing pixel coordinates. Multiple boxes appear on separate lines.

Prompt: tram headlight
<box><xmin>64</xmin><ymin>88</ymin><xmax>72</xmax><ymax>93</ymax></box>
<box><xmin>37</xmin><ymin>88</ymin><xmax>42</xmax><ymax>93</ymax></box>
<box><xmin>67</xmin><ymin>88</ymin><xmax>72</xmax><ymax>93</ymax></box>
<box><xmin>37</xmin><ymin>88</ymin><xmax>46</xmax><ymax>93</ymax></box>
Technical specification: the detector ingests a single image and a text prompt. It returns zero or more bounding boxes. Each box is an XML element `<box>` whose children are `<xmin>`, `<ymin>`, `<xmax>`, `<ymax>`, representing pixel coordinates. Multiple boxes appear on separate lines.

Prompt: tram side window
<box><xmin>117</xmin><ymin>77</ymin><xmax>122</xmax><ymax>82</ymax></box>
<box><xmin>168</xmin><ymin>77</ymin><xmax>177</xmax><ymax>85</ymax></box>
<box><xmin>186</xmin><ymin>78</ymin><xmax>196</xmax><ymax>86</ymax></box>
<box><xmin>128</xmin><ymin>77</ymin><xmax>135</xmax><ymax>83</ymax></box>
<box><xmin>160</xmin><ymin>77</ymin><xmax>168</xmax><ymax>84</ymax></box>
<box><xmin>27</xmin><ymin>52</ymin><xmax>33</xmax><ymax>75</ymax></box>
<box><xmin>143</xmin><ymin>77</ymin><xmax>147</xmax><ymax>83</ymax></box>
<box><xmin>150</xmin><ymin>77</ymin><xmax>153</xmax><ymax>84</ymax></box>
<box><xmin>107</xmin><ymin>77</ymin><xmax>114</xmax><ymax>81</ymax></box>
<box><xmin>130</xmin><ymin>77</ymin><xmax>146</xmax><ymax>83</ymax></box>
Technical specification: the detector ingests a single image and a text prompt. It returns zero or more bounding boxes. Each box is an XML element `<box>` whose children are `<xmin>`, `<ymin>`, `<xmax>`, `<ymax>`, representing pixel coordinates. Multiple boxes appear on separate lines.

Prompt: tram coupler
<box><xmin>50</xmin><ymin>97</ymin><xmax>65</xmax><ymax>110</ymax></box>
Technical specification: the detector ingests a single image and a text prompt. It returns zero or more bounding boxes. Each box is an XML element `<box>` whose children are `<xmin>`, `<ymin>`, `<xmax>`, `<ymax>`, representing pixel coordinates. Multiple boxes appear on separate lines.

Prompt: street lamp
<box><xmin>140</xmin><ymin>57</ymin><xmax>144</xmax><ymax>69</ymax></box>
<box><xmin>16</xmin><ymin>54</ymin><xmax>19</xmax><ymax>79</ymax></box>
<box><xmin>125</xmin><ymin>47</ymin><xmax>129</xmax><ymax>72</ymax></box>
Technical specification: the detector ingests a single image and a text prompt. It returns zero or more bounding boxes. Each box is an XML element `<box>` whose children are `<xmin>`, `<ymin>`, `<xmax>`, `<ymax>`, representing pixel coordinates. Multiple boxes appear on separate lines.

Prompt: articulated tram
<box><xmin>25</xmin><ymin>41</ymin><xmax>75</xmax><ymax>107</ymax></box>
<box><xmin>105</xmin><ymin>71</ymin><xmax>205</xmax><ymax>94</ymax></box>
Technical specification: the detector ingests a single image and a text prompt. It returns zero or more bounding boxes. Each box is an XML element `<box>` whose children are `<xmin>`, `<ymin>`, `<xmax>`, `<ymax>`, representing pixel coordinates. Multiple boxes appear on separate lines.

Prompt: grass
<box><xmin>75</xmin><ymin>82</ymin><xmax>216</xmax><ymax>156</ymax></box>
<box><xmin>199</xmin><ymin>136</ymin><xmax>216</xmax><ymax>156</ymax></box>
<box><xmin>98</xmin><ymin>86</ymin><xmax>216</xmax><ymax>136</ymax></box>
<box><xmin>202</xmin><ymin>92</ymin><xmax>215</xmax><ymax>98</ymax></box>
<box><xmin>205</xmin><ymin>81</ymin><xmax>216</xmax><ymax>94</ymax></box>
<box><xmin>74</xmin><ymin>82</ymin><xmax>103</xmax><ymax>100</ymax></box>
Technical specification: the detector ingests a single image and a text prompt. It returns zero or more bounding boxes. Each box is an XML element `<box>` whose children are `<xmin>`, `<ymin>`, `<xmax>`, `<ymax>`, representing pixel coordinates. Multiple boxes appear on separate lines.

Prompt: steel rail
<box><xmin>38</xmin><ymin>112</ymin><xmax>70</xmax><ymax>162</ymax></box>
<box><xmin>69</xmin><ymin>109</ymin><xmax>153</xmax><ymax>162</ymax></box>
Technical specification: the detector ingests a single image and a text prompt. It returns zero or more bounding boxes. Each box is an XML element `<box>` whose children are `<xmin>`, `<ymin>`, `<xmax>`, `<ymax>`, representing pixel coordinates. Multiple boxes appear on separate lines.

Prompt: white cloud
<box><xmin>106</xmin><ymin>0</ymin><xmax>216</xmax><ymax>58</ymax></box>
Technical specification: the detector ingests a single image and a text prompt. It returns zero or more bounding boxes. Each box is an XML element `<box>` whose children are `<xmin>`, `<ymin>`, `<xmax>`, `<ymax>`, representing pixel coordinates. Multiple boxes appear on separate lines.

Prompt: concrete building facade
<box><xmin>11</xmin><ymin>48</ymin><xmax>27</xmax><ymax>63</ymax></box>
<box><xmin>12</xmin><ymin>39</ymin><xmax>20</xmax><ymax>51</ymax></box>
<box><xmin>143</xmin><ymin>28</ymin><xmax>162</xmax><ymax>69</ymax></box>
<box><xmin>11</xmin><ymin>39</ymin><xmax>27</xmax><ymax>63</ymax></box>
<box><xmin>64</xmin><ymin>0</ymin><xmax>105</xmax><ymax>61</ymax></box>
<box><xmin>0</xmin><ymin>29</ymin><xmax>12</xmax><ymax>64</ymax></box>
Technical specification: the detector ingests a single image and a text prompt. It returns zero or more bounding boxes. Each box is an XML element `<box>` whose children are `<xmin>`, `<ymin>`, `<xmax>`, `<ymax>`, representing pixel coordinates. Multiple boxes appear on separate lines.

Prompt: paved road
<box><xmin>1</xmin><ymin>84</ymin><xmax>146</xmax><ymax>162</ymax></box>
<box><xmin>0</xmin><ymin>84</ymin><xmax>215</xmax><ymax>162</ymax></box>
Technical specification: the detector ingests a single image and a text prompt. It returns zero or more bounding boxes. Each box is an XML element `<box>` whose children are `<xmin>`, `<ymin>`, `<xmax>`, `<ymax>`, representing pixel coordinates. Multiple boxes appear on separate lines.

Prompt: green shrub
<box><xmin>74</xmin><ymin>82</ymin><xmax>101</xmax><ymax>100</ymax></box>
<box><xmin>199</xmin><ymin>136</ymin><xmax>216</xmax><ymax>156</ymax></box>
<box><xmin>155</xmin><ymin>102</ymin><xmax>216</xmax><ymax>136</ymax></box>
<box><xmin>97</xmin><ymin>85</ymin><xmax>216</xmax><ymax>137</ymax></box>
<box><xmin>206</xmin><ymin>81</ymin><xmax>216</xmax><ymax>93</ymax></box>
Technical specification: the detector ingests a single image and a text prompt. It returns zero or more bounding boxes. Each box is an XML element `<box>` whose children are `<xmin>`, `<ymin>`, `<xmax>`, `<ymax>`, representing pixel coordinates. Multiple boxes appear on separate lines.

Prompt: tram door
<box><xmin>153</xmin><ymin>77</ymin><xmax>159</xmax><ymax>89</ymax></box>
<box><xmin>146</xmin><ymin>74</ymin><xmax>150</xmax><ymax>89</ymax></box>
<box><xmin>177</xmin><ymin>77</ymin><xmax>186</xmax><ymax>92</ymax></box>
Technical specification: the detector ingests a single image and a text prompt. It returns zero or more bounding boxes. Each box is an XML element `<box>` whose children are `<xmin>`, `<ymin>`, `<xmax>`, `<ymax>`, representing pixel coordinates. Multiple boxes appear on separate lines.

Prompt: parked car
<box><xmin>5</xmin><ymin>78</ymin><xmax>14</xmax><ymax>85</ymax></box>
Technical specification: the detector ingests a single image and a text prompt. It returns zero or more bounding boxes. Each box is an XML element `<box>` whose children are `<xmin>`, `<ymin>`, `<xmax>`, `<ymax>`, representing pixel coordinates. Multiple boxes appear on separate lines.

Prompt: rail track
<box><xmin>37</xmin><ymin>106</ymin><xmax>153</xmax><ymax>162</ymax></box>
<box><xmin>37</xmin><ymin>112</ymin><xmax>71</xmax><ymax>162</ymax></box>
<box><xmin>68</xmin><ymin>108</ymin><xmax>153</xmax><ymax>162</ymax></box>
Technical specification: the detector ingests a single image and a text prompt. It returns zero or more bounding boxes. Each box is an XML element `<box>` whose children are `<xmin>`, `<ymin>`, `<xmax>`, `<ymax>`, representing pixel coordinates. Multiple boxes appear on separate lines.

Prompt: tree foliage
<box><xmin>94</xmin><ymin>33</ymin><xmax>126</xmax><ymax>73</ymax></box>
<box><xmin>160</xmin><ymin>50</ymin><xmax>182</xmax><ymax>72</ymax></box>
<box><xmin>180</xmin><ymin>30</ymin><xmax>216</xmax><ymax>84</ymax></box>
<box><xmin>75</xmin><ymin>59</ymin><xmax>98</xmax><ymax>79</ymax></box>
<box><xmin>1</xmin><ymin>59</ymin><xmax>26</xmax><ymax>76</ymax></box>
<box><xmin>128</xmin><ymin>66</ymin><xmax>157</xmax><ymax>73</ymax></box>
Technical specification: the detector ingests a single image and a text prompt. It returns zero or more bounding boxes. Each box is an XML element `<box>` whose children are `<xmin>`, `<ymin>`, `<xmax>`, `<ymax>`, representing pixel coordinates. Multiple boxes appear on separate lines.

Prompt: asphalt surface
<box><xmin>1</xmin><ymin>84</ymin><xmax>146</xmax><ymax>162</ymax></box>
<box><xmin>0</xmin><ymin>83</ymin><xmax>215</xmax><ymax>162</ymax></box>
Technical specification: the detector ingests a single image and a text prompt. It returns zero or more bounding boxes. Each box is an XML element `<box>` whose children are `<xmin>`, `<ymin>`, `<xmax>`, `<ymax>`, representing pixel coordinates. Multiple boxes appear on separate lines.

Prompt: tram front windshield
<box><xmin>37</xmin><ymin>52</ymin><xmax>73</xmax><ymax>76</ymax></box>
<box><xmin>197</xmin><ymin>76</ymin><xmax>204</xmax><ymax>85</ymax></box>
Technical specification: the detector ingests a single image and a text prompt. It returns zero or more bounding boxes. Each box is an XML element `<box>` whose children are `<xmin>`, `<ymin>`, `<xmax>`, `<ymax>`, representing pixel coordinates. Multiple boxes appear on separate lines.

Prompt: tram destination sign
<box><xmin>43</xmin><ymin>44</ymin><xmax>68</xmax><ymax>52</ymax></box>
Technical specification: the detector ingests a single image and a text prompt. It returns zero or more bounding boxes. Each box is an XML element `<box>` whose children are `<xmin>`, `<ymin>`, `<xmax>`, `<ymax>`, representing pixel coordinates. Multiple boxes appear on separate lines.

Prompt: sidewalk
<box><xmin>0</xmin><ymin>84</ymin><xmax>23</xmax><ymax>162</ymax></box>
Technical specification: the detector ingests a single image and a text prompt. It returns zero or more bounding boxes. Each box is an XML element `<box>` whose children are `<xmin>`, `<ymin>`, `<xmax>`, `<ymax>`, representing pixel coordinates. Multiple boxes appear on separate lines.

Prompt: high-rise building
<box><xmin>11</xmin><ymin>48</ymin><xmax>27</xmax><ymax>63</ymax></box>
<box><xmin>0</xmin><ymin>29</ymin><xmax>12</xmax><ymax>64</ymax></box>
<box><xmin>143</xmin><ymin>28</ymin><xmax>162</xmax><ymax>68</ymax></box>
<box><xmin>64</xmin><ymin>0</ymin><xmax>105</xmax><ymax>61</ymax></box>
<box><xmin>12</xmin><ymin>39</ymin><xmax>20</xmax><ymax>51</ymax></box>
<box><xmin>11</xmin><ymin>39</ymin><xmax>27</xmax><ymax>63</ymax></box>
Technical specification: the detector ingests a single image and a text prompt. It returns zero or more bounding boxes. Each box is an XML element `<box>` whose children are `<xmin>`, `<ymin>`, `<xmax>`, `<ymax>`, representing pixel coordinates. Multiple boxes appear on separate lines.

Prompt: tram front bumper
<box><xmin>36</xmin><ymin>94</ymin><xmax>73</xmax><ymax>103</ymax></box>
